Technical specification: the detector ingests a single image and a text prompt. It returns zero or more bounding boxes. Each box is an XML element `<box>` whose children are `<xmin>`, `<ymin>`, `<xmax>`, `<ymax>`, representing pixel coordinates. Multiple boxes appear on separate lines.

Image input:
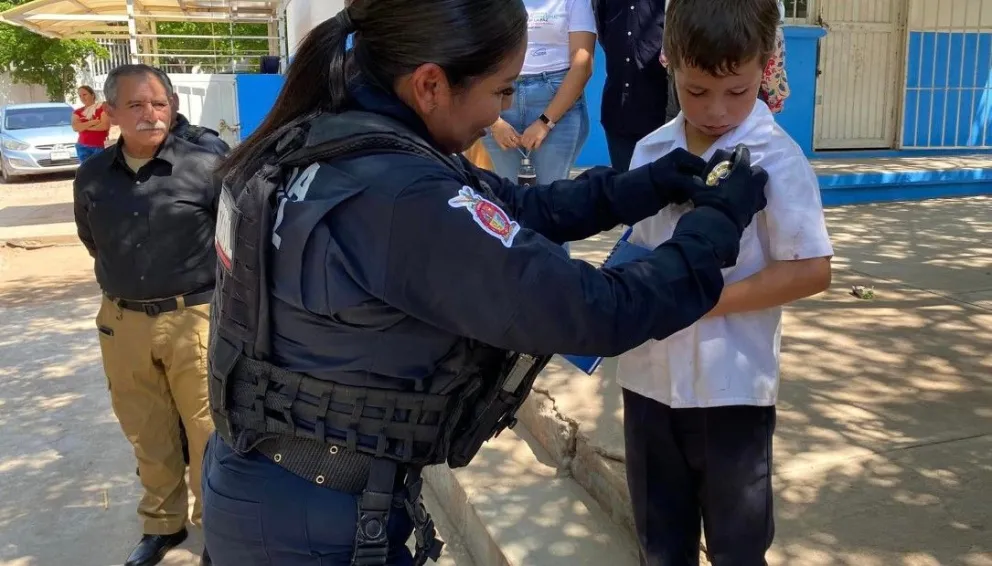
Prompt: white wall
<box><xmin>285</xmin><ymin>0</ymin><xmax>346</xmax><ymax>57</ymax></box>
<box><xmin>908</xmin><ymin>0</ymin><xmax>992</xmax><ymax>30</ymax></box>
<box><xmin>0</xmin><ymin>72</ymin><xmax>50</xmax><ymax>105</ymax></box>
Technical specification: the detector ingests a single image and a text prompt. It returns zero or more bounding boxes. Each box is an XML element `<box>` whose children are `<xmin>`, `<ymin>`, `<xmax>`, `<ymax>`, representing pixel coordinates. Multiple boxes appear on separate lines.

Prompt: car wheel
<box><xmin>1</xmin><ymin>156</ymin><xmax>16</xmax><ymax>183</ymax></box>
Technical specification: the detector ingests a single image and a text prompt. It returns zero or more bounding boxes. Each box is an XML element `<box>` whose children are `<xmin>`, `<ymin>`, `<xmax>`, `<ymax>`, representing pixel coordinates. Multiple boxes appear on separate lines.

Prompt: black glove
<box><xmin>689</xmin><ymin>144</ymin><xmax>768</xmax><ymax>234</ymax></box>
<box><xmin>646</xmin><ymin>147</ymin><xmax>709</xmax><ymax>205</ymax></box>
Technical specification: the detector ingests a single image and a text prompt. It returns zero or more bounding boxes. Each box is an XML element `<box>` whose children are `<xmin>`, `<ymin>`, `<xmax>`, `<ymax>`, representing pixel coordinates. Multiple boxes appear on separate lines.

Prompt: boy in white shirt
<box><xmin>616</xmin><ymin>0</ymin><xmax>834</xmax><ymax>564</ymax></box>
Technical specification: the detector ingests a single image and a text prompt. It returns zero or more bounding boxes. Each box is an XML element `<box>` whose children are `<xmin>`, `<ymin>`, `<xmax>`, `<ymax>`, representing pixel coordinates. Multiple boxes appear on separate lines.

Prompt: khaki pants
<box><xmin>96</xmin><ymin>295</ymin><xmax>215</xmax><ymax>534</ymax></box>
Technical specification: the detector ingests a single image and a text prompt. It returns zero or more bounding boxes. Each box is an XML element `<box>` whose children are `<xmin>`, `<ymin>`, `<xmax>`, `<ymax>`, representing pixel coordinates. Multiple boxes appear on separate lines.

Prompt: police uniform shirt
<box><xmin>172</xmin><ymin>113</ymin><xmax>230</xmax><ymax>156</ymax></box>
<box><xmin>73</xmin><ymin>134</ymin><xmax>223</xmax><ymax>301</ymax></box>
<box><xmin>263</xmin><ymin>82</ymin><xmax>744</xmax><ymax>384</ymax></box>
<box><xmin>616</xmin><ymin>100</ymin><xmax>835</xmax><ymax>409</ymax></box>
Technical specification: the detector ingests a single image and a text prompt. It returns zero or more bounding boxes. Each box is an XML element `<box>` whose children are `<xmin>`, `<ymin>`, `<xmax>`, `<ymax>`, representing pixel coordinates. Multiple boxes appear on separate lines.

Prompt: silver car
<box><xmin>0</xmin><ymin>102</ymin><xmax>81</xmax><ymax>182</ymax></box>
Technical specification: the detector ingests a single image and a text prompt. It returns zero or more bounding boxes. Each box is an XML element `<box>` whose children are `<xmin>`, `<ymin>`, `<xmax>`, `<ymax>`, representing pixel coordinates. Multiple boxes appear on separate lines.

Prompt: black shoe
<box><xmin>200</xmin><ymin>547</ymin><xmax>212</xmax><ymax>565</ymax></box>
<box><xmin>124</xmin><ymin>529</ymin><xmax>188</xmax><ymax>566</ymax></box>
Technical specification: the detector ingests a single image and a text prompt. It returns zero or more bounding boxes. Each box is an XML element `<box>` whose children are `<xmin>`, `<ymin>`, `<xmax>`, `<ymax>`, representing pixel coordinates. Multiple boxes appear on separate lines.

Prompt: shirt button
<box><xmin>140</xmin><ymin>276</ymin><xmax>145</xmax><ymax>281</ymax></box>
<box><xmin>133</xmin><ymin>212</ymin><xmax>138</xmax><ymax>216</ymax></box>
<box><xmin>136</xmin><ymin>243</ymin><xmax>142</xmax><ymax>248</ymax></box>
<box><xmin>626</xmin><ymin>57</ymin><xmax>631</xmax><ymax>62</ymax></box>
<box><xmin>630</xmin><ymin>5</ymin><xmax>635</xmax><ymax>9</ymax></box>
<box><xmin>627</xmin><ymin>31</ymin><xmax>632</xmax><ymax>36</ymax></box>
<box><xmin>625</xmin><ymin>83</ymin><xmax>630</xmax><ymax>87</ymax></box>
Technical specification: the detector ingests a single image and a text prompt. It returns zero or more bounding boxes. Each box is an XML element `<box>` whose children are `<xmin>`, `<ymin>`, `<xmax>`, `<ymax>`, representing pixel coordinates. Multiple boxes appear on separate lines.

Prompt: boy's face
<box><xmin>673</xmin><ymin>56</ymin><xmax>765</xmax><ymax>138</ymax></box>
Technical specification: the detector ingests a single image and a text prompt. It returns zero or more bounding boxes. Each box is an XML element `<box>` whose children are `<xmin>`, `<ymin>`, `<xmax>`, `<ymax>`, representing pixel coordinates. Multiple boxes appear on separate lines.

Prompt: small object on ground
<box><xmin>851</xmin><ymin>285</ymin><xmax>875</xmax><ymax>300</ymax></box>
<box><xmin>5</xmin><ymin>239</ymin><xmax>56</xmax><ymax>250</ymax></box>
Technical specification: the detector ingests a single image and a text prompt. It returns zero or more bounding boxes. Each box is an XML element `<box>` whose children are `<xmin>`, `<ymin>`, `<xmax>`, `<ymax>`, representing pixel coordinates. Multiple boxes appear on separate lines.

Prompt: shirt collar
<box><xmin>111</xmin><ymin>132</ymin><xmax>181</xmax><ymax>171</ymax></box>
<box><xmin>636</xmin><ymin>99</ymin><xmax>774</xmax><ymax>160</ymax></box>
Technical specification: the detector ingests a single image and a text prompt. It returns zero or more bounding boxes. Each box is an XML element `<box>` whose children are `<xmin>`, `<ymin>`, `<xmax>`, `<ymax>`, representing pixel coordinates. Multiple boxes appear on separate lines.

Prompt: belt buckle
<box><xmin>142</xmin><ymin>302</ymin><xmax>162</xmax><ymax>316</ymax></box>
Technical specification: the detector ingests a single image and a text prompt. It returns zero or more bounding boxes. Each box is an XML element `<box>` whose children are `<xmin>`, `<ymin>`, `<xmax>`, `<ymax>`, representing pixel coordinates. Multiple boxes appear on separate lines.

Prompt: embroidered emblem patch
<box><xmin>447</xmin><ymin>186</ymin><xmax>520</xmax><ymax>247</ymax></box>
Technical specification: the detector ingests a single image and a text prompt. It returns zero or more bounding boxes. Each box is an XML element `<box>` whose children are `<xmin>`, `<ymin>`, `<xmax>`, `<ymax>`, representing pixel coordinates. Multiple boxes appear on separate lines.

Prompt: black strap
<box><xmin>351</xmin><ymin>459</ymin><xmax>397</xmax><ymax>565</ymax></box>
<box><xmin>404</xmin><ymin>468</ymin><xmax>444</xmax><ymax>566</ymax></box>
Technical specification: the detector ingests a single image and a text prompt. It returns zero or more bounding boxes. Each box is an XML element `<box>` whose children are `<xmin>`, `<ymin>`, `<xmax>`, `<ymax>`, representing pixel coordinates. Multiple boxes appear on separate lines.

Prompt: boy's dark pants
<box><xmin>622</xmin><ymin>388</ymin><xmax>776</xmax><ymax>566</ymax></box>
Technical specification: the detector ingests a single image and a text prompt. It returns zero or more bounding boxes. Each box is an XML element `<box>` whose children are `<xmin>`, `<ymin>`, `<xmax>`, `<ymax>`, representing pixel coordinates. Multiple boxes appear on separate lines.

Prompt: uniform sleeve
<box><xmin>569</xmin><ymin>0</ymin><xmax>598</xmax><ymax>34</ymax></box>
<box><xmin>764</xmin><ymin>155</ymin><xmax>834</xmax><ymax>261</ymax></box>
<box><xmin>475</xmin><ymin>164</ymin><xmax>663</xmax><ymax>244</ymax></box>
<box><xmin>360</xmin><ymin>176</ymin><xmax>740</xmax><ymax>357</ymax></box>
<box><xmin>72</xmin><ymin>175</ymin><xmax>96</xmax><ymax>258</ymax></box>
<box><xmin>199</xmin><ymin>133</ymin><xmax>231</xmax><ymax>156</ymax></box>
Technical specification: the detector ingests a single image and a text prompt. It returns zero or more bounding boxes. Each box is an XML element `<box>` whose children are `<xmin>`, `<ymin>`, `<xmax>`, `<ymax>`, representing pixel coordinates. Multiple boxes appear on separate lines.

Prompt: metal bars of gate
<box><xmin>903</xmin><ymin>0</ymin><xmax>992</xmax><ymax>149</ymax></box>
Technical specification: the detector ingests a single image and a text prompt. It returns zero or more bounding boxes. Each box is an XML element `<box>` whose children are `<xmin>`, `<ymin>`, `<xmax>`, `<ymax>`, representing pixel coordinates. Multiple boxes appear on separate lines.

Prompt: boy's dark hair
<box><xmin>664</xmin><ymin>0</ymin><xmax>780</xmax><ymax>76</ymax></box>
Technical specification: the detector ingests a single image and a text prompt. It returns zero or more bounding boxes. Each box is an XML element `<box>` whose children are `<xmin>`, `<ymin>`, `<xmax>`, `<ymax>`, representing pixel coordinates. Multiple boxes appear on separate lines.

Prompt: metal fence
<box><xmin>901</xmin><ymin>0</ymin><xmax>992</xmax><ymax>149</ymax></box>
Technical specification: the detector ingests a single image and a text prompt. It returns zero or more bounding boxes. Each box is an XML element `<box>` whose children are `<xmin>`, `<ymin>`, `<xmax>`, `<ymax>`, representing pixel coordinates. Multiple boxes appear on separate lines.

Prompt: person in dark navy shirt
<box><xmin>594</xmin><ymin>0</ymin><xmax>670</xmax><ymax>171</ymax></box>
<box><xmin>201</xmin><ymin>0</ymin><xmax>769</xmax><ymax>564</ymax></box>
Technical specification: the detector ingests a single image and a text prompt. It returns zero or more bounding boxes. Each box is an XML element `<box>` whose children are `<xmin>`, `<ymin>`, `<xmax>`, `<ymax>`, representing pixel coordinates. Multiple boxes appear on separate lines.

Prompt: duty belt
<box><xmin>213</xmin><ymin>357</ymin><xmax>451</xmax><ymax>564</ymax></box>
<box><xmin>251</xmin><ymin>435</ymin><xmax>442</xmax><ymax>565</ymax></box>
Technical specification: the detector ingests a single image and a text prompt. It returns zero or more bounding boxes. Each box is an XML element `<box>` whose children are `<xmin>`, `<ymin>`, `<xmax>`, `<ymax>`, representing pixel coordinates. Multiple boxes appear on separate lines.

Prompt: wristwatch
<box><xmin>538</xmin><ymin>113</ymin><xmax>556</xmax><ymax>130</ymax></box>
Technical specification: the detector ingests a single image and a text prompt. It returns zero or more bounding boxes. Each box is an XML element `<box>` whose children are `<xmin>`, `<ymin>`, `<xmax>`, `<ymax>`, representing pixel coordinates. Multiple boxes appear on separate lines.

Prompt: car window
<box><xmin>4</xmin><ymin>107</ymin><xmax>72</xmax><ymax>130</ymax></box>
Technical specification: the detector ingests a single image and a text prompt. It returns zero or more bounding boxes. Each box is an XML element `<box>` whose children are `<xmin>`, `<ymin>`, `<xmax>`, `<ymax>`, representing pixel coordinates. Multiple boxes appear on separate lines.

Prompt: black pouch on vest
<box><xmin>446</xmin><ymin>352</ymin><xmax>551</xmax><ymax>468</ymax></box>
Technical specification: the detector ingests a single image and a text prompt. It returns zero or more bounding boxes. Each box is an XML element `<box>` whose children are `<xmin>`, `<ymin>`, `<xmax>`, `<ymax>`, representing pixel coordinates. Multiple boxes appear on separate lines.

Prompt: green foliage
<box><xmin>154</xmin><ymin>21</ymin><xmax>268</xmax><ymax>72</ymax></box>
<box><xmin>0</xmin><ymin>0</ymin><xmax>108</xmax><ymax>101</ymax></box>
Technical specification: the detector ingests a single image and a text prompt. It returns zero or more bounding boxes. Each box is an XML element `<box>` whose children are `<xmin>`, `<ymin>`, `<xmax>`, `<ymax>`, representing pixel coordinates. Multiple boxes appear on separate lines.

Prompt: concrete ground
<box><xmin>534</xmin><ymin>196</ymin><xmax>992</xmax><ymax>566</ymax></box>
<box><xmin>2</xmin><ymin>177</ymin><xmax>990</xmax><ymax>565</ymax></box>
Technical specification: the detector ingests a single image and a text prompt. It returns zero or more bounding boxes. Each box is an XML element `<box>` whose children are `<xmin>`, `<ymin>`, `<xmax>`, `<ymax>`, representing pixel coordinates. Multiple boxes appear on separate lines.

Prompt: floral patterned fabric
<box><xmin>759</xmin><ymin>28</ymin><xmax>790</xmax><ymax>114</ymax></box>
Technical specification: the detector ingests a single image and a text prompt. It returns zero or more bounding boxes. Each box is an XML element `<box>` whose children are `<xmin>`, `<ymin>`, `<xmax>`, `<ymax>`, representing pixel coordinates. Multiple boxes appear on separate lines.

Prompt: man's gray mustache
<box><xmin>136</xmin><ymin>121</ymin><xmax>168</xmax><ymax>131</ymax></box>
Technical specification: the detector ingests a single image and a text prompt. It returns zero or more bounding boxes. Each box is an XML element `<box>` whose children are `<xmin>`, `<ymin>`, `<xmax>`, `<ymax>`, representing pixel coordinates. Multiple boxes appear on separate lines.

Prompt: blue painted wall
<box><xmin>903</xmin><ymin>31</ymin><xmax>992</xmax><ymax>148</ymax></box>
<box><xmin>235</xmin><ymin>74</ymin><xmax>285</xmax><ymax>142</ymax></box>
<box><xmin>776</xmin><ymin>26</ymin><xmax>827</xmax><ymax>155</ymax></box>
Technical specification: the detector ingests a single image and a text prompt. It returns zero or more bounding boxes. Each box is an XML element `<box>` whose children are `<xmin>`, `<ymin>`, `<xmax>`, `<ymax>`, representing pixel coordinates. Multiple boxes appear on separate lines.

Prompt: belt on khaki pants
<box><xmin>107</xmin><ymin>290</ymin><xmax>213</xmax><ymax>316</ymax></box>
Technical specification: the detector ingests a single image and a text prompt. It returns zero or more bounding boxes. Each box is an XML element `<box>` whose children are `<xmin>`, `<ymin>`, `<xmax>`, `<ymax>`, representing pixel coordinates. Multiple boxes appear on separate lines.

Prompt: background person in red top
<box><xmin>71</xmin><ymin>85</ymin><xmax>111</xmax><ymax>162</ymax></box>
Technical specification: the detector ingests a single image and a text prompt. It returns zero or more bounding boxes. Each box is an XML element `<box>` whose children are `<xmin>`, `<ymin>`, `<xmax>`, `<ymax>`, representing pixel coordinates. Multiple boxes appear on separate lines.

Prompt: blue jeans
<box><xmin>201</xmin><ymin>432</ymin><xmax>415</xmax><ymax>565</ymax></box>
<box><xmin>75</xmin><ymin>143</ymin><xmax>102</xmax><ymax>163</ymax></box>
<box><xmin>481</xmin><ymin>68</ymin><xmax>590</xmax><ymax>186</ymax></box>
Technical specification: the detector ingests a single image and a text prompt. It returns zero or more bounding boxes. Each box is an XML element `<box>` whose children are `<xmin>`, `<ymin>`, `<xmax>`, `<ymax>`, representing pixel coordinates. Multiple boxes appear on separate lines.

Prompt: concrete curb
<box><xmin>422</xmin><ymin>426</ymin><xmax>639</xmax><ymax>566</ymax></box>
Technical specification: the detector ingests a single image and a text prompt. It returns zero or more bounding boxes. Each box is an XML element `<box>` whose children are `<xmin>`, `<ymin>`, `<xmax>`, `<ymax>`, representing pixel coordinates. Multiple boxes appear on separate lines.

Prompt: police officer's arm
<box><xmin>72</xmin><ymin>176</ymin><xmax>97</xmax><ymax>258</ymax></box>
<box><xmin>354</xmin><ymin>175</ymin><xmax>739</xmax><ymax>357</ymax></box>
<box><xmin>471</xmin><ymin>150</ymin><xmax>705</xmax><ymax>244</ymax></box>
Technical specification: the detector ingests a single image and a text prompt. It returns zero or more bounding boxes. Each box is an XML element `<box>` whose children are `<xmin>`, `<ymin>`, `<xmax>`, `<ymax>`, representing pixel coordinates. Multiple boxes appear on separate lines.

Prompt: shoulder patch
<box><xmin>447</xmin><ymin>186</ymin><xmax>520</xmax><ymax>247</ymax></box>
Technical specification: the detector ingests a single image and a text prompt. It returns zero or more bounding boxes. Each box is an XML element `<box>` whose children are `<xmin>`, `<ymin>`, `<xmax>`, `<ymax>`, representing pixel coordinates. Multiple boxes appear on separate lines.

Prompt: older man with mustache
<box><xmin>72</xmin><ymin>64</ymin><xmax>221</xmax><ymax>566</ymax></box>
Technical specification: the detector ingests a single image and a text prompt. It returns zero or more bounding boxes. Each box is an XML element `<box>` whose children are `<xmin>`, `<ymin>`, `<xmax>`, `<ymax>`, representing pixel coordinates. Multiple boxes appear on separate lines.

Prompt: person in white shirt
<box><xmin>616</xmin><ymin>0</ymin><xmax>833</xmax><ymax>564</ymax></box>
<box><xmin>482</xmin><ymin>0</ymin><xmax>597</xmax><ymax>186</ymax></box>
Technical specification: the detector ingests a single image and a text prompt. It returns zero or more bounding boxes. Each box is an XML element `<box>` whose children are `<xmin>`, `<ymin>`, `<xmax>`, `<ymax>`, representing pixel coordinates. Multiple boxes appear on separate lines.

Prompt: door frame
<box><xmin>812</xmin><ymin>0</ymin><xmax>911</xmax><ymax>150</ymax></box>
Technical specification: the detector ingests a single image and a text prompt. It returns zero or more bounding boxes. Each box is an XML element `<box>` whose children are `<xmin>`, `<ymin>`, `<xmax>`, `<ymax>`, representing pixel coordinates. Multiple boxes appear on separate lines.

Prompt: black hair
<box><xmin>78</xmin><ymin>85</ymin><xmax>96</xmax><ymax>97</ymax></box>
<box><xmin>664</xmin><ymin>0</ymin><xmax>780</xmax><ymax>76</ymax></box>
<box><xmin>218</xmin><ymin>0</ymin><xmax>528</xmax><ymax>183</ymax></box>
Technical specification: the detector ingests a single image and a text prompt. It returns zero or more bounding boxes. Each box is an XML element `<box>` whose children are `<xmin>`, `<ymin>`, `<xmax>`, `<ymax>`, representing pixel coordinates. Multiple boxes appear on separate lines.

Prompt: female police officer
<box><xmin>202</xmin><ymin>0</ymin><xmax>768</xmax><ymax>564</ymax></box>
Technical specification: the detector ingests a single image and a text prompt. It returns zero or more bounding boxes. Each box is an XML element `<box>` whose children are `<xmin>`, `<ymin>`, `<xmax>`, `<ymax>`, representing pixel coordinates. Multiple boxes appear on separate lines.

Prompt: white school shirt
<box><xmin>521</xmin><ymin>0</ymin><xmax>597</xmax><ymax>75</ymax></box>
<box><xmin>615</xmin><ymin>101</ymin><xmax>834</xmax><ymax>408</ymax></box>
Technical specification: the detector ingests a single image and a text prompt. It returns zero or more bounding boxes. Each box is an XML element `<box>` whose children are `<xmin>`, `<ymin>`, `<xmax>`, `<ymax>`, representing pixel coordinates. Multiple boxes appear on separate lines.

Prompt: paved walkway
<box><xmin>1</xmin><ymin>178</ymin><xmax>989</xmax><ymax>565</ymax></box>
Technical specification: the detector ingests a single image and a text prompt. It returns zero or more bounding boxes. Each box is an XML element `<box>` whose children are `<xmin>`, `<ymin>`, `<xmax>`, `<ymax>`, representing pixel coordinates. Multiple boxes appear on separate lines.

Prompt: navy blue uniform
<box><xmin>203</xmin><ymin>84</ymin><xmax>744</xmax><ymax>565</ymax></box>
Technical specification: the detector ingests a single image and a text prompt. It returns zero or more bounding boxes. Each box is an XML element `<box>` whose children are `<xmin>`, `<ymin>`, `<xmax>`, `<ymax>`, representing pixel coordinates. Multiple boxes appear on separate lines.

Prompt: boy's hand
<box><xmin>645</xmin><ymin>148</ymin><xmax>708</xmax><ymax>205</ymax></box>
<box><xmin>691</xmin><ymin>145</ymin><xmax>769</xmax><ymax>234</ymax></box>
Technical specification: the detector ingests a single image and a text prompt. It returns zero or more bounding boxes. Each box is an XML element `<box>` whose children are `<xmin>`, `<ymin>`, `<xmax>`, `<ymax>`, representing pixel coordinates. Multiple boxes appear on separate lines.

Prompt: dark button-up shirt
<box><xmin>595</xmin><ymin>0</ymin><xmax>669</xmax><ymax>138</ymax></box>
<box><xmin>73</xmin><ymin>134</ymin><xmax>223</xmax><ymax>301</ymax></box>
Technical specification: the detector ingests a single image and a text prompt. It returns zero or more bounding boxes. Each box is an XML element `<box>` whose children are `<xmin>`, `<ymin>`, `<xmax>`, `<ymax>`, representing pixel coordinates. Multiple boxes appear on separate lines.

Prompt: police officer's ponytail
<box><xmin>219</xmin><ymin>0</ymin><xmax>527</xmax><ymax>184</ymax></box>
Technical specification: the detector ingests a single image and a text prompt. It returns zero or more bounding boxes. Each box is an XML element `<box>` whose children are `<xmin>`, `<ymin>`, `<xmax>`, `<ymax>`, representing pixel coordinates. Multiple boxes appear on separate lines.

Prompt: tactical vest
<box><xmin>175</xmin><ymin>123</ymin><xmax>219</xmax><ymax>146</ymax></box>
<box><xmin>207</xmin><ymin>110</ymin><xmax>550</xmax><ymax>566</ymax></box>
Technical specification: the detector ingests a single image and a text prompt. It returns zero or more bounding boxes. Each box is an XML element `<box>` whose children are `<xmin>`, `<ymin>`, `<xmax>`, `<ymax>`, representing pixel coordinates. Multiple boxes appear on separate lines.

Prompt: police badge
<box><xmin>706</xmin><ymin>160</ymin><xmax>733</xmax><ymax>186</ymax></box>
